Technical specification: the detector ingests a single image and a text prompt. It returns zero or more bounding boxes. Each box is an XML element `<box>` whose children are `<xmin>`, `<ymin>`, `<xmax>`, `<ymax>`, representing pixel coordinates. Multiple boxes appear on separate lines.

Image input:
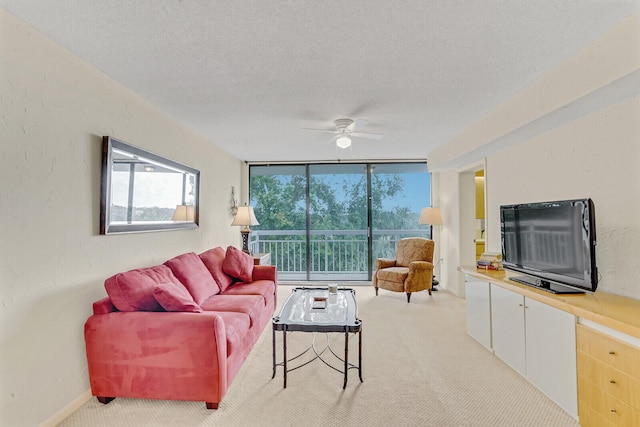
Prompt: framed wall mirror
<box><xmin>100</xmin><ymin>136</ymin><xmax>200</xmax><ymax>234</ymax></box>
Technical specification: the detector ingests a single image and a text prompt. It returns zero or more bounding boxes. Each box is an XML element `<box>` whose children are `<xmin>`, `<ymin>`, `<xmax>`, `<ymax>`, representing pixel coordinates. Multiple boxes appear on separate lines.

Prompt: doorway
<box><xmin>457</xmin><ymin>162</ymin><xmax>486</xmax><ymax>282</ymax></box>
<box><xmin>474</xmin><ymin>170</ymin><xmax>485</xmax><ymax>261</ymax></box>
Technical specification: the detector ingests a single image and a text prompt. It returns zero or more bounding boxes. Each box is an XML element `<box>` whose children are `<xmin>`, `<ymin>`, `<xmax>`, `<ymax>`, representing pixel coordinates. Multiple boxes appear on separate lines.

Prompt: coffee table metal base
<box><xmin>272</xmin><ymin>326</ymin><xmax>362</xmax><ymax>389</ymax></box>
<box><xmin>271</xmin><ymin>287</ymin><xmax>363</xmax><ymax>388</ymax></box>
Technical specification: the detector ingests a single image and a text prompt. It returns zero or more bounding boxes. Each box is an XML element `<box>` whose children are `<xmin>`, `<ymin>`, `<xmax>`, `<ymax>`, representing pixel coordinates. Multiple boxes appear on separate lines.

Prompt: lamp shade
<box><xmin>172</xmin><ymin>204</ymin><xmax>195</xmax><ymax>221</ymax></box>
<box><xmin>231</xmin><ymin>205</ymin><xmax>259</xmax><ymax>227</ymax></box>
<box><xmin>418</xmin><ymin>207</ymin><xmax>443</xmax><ymax>225</ymax></box>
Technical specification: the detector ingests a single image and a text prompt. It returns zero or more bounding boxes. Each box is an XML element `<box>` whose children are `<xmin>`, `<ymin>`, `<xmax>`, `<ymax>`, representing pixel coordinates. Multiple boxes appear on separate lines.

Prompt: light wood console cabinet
<box><xmin>577</xmin><ymin>323</ymin><xmax>640</xmax><ymax>426</ymax></box>
<box><xmin>460</xmin><ymin>267</ymin><xmax>640</xmax><ymax>425</ymax></box>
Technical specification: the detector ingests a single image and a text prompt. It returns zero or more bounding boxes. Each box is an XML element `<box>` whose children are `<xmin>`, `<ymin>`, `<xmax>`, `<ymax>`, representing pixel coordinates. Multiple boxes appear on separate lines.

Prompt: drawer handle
<box><xmin>610</xmin><ymin>379</ymin><xmax>616</xmax><ymax>384</ymax></box>
<box><xmin>609</xmin><ymin>351</ymin><xmax>616</xmax><ymax>355</ymax></box>
<box><xmin>610</xmin><ymin>409</ymin><xmax>617</xmax><ymax>413</ymax></box>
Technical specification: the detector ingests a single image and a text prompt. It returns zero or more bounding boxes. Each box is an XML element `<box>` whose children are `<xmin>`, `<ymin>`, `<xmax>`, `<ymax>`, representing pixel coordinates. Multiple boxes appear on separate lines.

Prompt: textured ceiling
<box><xmin>2</xmin><ymin>1</ymin><xmax>638</xmax><ymax>162</ymax></box>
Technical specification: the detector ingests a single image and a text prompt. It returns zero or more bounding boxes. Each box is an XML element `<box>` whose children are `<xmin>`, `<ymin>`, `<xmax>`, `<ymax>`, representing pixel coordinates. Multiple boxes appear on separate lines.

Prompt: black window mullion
<box><xmin>305</xmin><ymin>164</ymin><xmax>311</xmax><ymax>281</ymax></box>
<box><xmin>366</xmin><ymin>163</ymin><xmax>373</xmax><ymax>280</ymax></box>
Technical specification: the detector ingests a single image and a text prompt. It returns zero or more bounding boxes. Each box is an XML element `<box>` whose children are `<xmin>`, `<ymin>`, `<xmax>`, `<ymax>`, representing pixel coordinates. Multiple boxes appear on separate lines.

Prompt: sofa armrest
<box><xmin>93</xmin><ymin>297</ymin><xmax>117</xmax><ymax>314</ymax></box>
<box><xmin>85</xmin><ymin>311</ymin><xmax>228</xmax><ymax>403</ymax></box>
<box><xmin>252</xmin><ymin>265</ymin><xmax>277</xmax><ymax>283</ymax></box>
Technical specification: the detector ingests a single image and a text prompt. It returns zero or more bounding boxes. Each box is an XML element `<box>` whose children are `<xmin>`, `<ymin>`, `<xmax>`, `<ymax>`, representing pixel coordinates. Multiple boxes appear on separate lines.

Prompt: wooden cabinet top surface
<box><xmin>460</xmin><ymin>266</ymin><xmax>640</xmax><ymax>339</ymax></box>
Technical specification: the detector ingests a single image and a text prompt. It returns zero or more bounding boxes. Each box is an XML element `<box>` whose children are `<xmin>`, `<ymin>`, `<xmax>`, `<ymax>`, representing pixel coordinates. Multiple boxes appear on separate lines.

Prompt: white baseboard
<box><xmin>40</xmin><ymin>389</ymin><xmax>92</xmax><ymax>427</ymax></box>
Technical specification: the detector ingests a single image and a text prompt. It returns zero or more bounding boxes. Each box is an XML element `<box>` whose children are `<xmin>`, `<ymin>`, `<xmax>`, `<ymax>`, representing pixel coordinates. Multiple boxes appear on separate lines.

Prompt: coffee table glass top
<box><xmin>273</xmin><ymin>287</ymin><xmax>360</xmax><ymax>332</ymax></box>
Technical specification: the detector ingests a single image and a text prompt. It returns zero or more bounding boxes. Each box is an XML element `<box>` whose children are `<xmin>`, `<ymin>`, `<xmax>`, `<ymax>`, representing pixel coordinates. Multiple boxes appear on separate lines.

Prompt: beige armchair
<box><xmin>373</xmin><ymin>237</ymin><xmax>434</xmax><ymax>303</ymax></box>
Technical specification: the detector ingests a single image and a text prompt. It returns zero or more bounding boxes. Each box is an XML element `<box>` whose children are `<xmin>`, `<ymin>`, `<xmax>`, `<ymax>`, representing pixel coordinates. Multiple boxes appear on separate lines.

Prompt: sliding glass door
<box><xmin>249</xmin><ymin>165</ymin><xmax>307</xmax><ymax>280</ymax></box>
<box><xmin>249</xmin><ymin>162</ymin><xmax>430</xmax><ymax>281</ymax></box>
<box><xmin>370</xmin><ymin>163</ymin><xmax>431</xmax><ymax>271</ymax></box>
<box><xmin>308</xmin><ymin>164</ymin><xmax>368</xmax><ymax>281</ymax></box>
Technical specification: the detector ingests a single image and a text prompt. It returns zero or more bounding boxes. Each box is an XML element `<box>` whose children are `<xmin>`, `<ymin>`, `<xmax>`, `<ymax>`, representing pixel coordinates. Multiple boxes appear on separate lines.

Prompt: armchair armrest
<box><xmin>375</xmin><ymin>258</ymin><xmax>397</xmax><ymax>270</ymax></box>
<box><xmin>409</xmin><ymin>260</ymin><xmax>434</xmax><ymax>272</ymax></box>
<box><xmin>406</xmin><ymin>261</ymin><xmax>434</xmax><ymax>293</ymax></box>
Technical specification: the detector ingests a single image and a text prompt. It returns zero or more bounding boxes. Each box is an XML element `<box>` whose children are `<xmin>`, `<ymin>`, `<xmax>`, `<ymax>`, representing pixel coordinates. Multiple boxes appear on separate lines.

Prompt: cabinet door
<box><xmin>525</xmin><ymin>297</ymin><xmax>577</xmax><ymax>418</ymax></box>
<box><xmin>490</xmin><ymin>284</ymin><xmax>526</xmax><ymax>376</ymax></box>
<box><xmin>465</xmin><ymin>277</ymin><xmax>492</xmax><ymax>350</ymax></box>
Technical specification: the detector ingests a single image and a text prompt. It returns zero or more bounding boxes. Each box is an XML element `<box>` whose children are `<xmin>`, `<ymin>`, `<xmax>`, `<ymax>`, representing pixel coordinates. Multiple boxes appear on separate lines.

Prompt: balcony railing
<box><xmin>249</xmin><ymin>229</ymin><xmax>431</xmax><ymax>281</ymax></box>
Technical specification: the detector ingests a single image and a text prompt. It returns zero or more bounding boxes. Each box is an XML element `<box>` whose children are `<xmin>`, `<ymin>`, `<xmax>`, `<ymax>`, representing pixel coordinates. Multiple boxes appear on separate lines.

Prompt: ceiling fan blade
<box><xmin>351</xmin><ymin>132</ymin><xmax>383</xmax><ymax>140</ymax></box>
<box><xmin>301</xmin><ymin>128</ymin><xmax>339</xmax><ymax>134</ymax></box>
<box><xmin>351</xmin><ymin>118</ymin><xmax>369</xmax><ymax>129</ymax></box>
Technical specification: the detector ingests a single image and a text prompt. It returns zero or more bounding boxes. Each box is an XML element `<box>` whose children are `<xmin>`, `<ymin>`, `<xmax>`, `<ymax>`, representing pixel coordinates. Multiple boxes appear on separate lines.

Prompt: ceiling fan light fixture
<box><xmin>336</xmin><ymin>135</ymin><xmax>351</xmax><ymax>149</ymax></box>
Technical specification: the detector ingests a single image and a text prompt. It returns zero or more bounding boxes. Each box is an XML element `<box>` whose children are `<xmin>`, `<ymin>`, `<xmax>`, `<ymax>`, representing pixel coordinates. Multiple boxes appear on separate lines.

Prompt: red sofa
<box><xmin>84</xmin><ymin>246</ymin><xmax>277</xmax><ymax>409</ymax></box>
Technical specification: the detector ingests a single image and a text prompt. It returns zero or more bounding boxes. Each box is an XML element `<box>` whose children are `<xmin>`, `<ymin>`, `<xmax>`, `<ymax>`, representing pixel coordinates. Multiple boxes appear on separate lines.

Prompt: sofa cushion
<box><xmin>199</xmin><ymin>247</ymin><xmax>235</xmax><ymax>292</ymax></box>
<box><xmin>153</xmin><ymin>282</ymin><xmax>203</xmax><ymax>313</ymax></box>
<box><xmin>223</xmin><ymin>280</ymin><xmax>275</xmax><ymax>306</ymax></box>
<box><xmin>200</xmin><ymin>295</ymin><xmax>264</xmax><ymax>327</ymax></box>
<box><xmin>165</xmin><ymin>252</ymin><xmax>221</xmax><ymax>305</ymax></box>
<box><xmin>104</xmin><ymin>264</ymin><xmax>182</xmax><ymax>312</ymax></box>
<box><xmin>222</xmin><ymin>246</ymin><xmax>254</xmax><ymax>283</ymax></box>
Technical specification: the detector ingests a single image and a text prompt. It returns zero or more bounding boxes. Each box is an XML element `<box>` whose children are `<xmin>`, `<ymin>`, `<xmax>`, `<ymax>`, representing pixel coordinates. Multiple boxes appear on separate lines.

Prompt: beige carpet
<box><xmin>59</xmin><ymin>285</ymin><xmax>580</xmax><ymax>426</ymax></box>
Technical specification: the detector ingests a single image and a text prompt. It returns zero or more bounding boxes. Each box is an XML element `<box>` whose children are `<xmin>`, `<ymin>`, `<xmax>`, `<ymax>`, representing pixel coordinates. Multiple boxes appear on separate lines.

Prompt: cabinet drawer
<box><xmin>577</xmin><ymin>324</ymin><xmax>640</xmax><ymax>379</ymax></box>
<box><xmin>578</xmin><ymin>398</ymin><xmax>614</xmax><ymax>427</ymax></box>
<box><xmin>578</xmin><ymin>350</ymin><xmax>640</xmax><ymax>410</ymax></box>
<box><xmin>578</xmin><ymin>377</ymin><xmax>640</xmax><ymax>425</ymax></box>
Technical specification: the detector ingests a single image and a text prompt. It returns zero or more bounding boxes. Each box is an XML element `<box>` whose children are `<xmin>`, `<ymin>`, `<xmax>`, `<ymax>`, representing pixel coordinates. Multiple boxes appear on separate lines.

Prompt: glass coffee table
<box><xmin>272</xmin><ymin>287</ymin><xmax>363</xmax><ymax>389</ymax></box>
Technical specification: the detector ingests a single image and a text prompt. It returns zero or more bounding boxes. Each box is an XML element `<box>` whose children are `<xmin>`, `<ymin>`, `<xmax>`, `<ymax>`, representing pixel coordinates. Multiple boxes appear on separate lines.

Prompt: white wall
<box><xmin>0</xmin><ymin>9</ymin><xmax>242</xmax><ymax>426</ymax></box>
<box><xmin>487</xmin><ymin>95</ymin><xmax>640</xmax><ymax>298</ymax></box>
<box><xmin>429</xmin><ymin>13</ymin><xmax>640</xmax><ymax>300</ymax></box>
<box><xmin>435</xmin><ymin>170</ymin><xmax>459</xmax><ymax>295</ymax></box>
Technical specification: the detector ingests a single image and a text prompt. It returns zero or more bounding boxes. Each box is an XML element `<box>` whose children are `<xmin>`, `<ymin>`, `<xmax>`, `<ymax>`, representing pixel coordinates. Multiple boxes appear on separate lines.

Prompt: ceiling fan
<box><xmin>303</xmin><ymin>118</ymin><xmax>383</xmax><ymax>149</ymax></box>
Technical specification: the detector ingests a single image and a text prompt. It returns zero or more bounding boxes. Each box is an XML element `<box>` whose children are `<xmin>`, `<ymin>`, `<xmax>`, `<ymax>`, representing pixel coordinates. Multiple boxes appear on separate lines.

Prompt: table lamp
<box><xmin>172</xmin><ymin>204</ymin><xmax>195</xmax><ymax>222</ymax></box>
<box><xmin>419</xmin><ymin>207</ymin><xmax>443</xmax><ymax>289</ymax></box>
<box><xmin>231</xmin><ymin>205</ymin><xmax>259</xmax><ymax>253</ymax></box>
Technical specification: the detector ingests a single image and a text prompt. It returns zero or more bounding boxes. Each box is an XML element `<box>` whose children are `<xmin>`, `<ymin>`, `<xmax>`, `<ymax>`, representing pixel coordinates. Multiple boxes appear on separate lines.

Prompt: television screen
<box><xmin>500</xmin><ymin>198</ymin><xmax>597</xmax><ymax>294</ymax></box>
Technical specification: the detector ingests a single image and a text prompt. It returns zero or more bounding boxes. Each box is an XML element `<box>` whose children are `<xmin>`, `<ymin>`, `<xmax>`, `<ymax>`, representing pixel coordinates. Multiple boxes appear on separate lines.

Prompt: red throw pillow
<box><xmin>165</xmin><ymin>252</ymin><xmax>221</xmax><ymax>304</ymax></box>
<box><xmin>105</xmin><ymin>264</ymin><xmax>182</xmax><ymax>312</ymax></box>
<box><xmin>153</xmin><ymin>282</ymin><xmax>203</xmax><ymax>313</ymax></box>
<box><xmin>199</xmin><ymin>247</ymin><xmax>235</xmax><ymax>292</ymax></box>
<box><xmin>222</xmin><ymin>246</ymin><xmax>254</xmax><ymax>283</ymax></box>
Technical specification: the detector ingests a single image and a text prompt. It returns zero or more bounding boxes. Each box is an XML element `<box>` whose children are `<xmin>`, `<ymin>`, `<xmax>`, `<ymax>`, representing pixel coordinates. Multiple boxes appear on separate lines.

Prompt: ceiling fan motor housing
<box><xmin>334</xmin><ymin>118</ymin><xmax>354</xmax><ymax>131</ymax></box>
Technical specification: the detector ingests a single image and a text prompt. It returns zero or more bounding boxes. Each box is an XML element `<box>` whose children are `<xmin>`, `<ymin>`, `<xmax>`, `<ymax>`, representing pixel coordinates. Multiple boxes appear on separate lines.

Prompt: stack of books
<box><xmin>477</xmin><ymin>252</ymin><xmax>503</xmax><ymax>270</ymax></box>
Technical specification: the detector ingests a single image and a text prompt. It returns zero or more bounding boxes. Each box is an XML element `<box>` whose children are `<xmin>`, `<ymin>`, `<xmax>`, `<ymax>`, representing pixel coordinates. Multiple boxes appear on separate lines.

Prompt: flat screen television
<box><xmin>500</xmin><ymin>198</ymin><xmax>597</xmax><ymax>294</ymax></box>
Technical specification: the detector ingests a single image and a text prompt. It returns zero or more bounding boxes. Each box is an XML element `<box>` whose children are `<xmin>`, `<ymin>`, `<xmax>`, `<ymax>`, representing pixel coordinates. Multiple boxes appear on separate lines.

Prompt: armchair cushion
<box><xmin>376</xmin><ymin>266</ymin><xmax>409</xmax><ymax>283</ymax></box>
<box><xmin>153</xmin><ymin>282</ymin><xmax>203</xmax><ymax>313</ymax></box>
<box><xmin>396</xmin><ymin>238</ymin><xmax>434</xmax><ymax>267</ymax></box>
